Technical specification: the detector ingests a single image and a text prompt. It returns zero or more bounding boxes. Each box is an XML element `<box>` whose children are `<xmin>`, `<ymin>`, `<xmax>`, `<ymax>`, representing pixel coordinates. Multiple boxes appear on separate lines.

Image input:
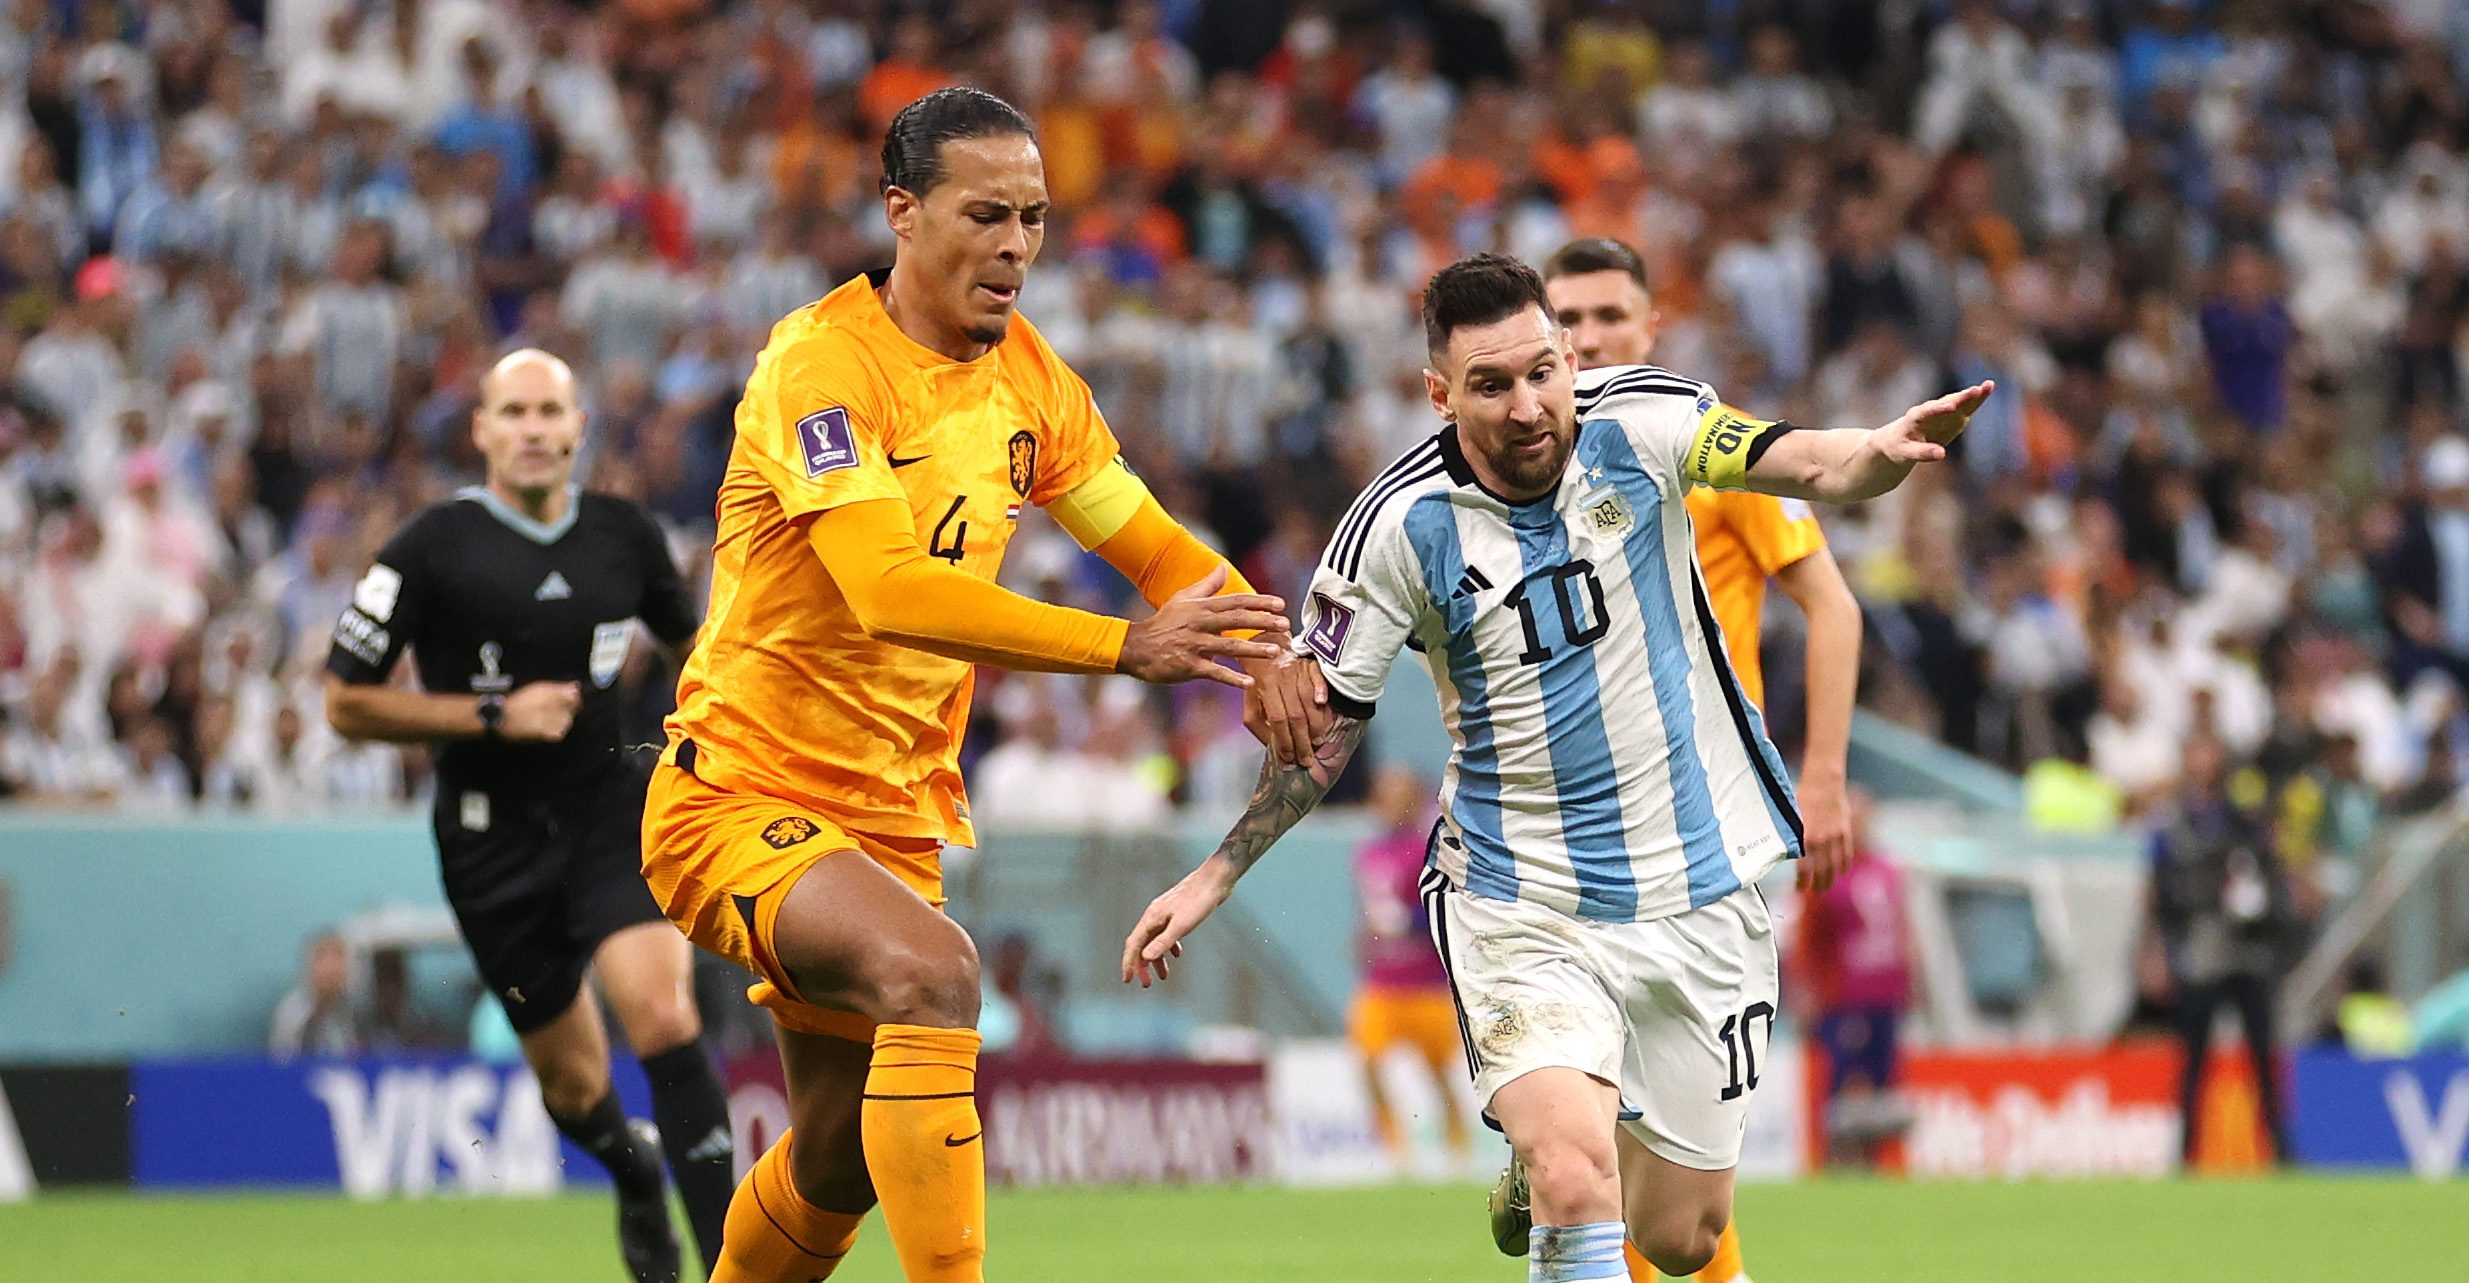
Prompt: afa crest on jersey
<box><xmin>1007</xmin><ymin>430</ymin><xmax>1038</xmax><ymax>497</ymax></box>
<box><xmin>1586</xmin><ymin>491</ymin><xmax>1635</xmax><ymax>538</ymax></box>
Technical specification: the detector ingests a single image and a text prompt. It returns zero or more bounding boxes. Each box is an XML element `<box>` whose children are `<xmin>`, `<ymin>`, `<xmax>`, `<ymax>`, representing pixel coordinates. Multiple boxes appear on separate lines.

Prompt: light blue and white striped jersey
<box><xmin>1297</xmin><ymin>364</ymin><xmax>1803</xmax><ymax>924</ymax></box>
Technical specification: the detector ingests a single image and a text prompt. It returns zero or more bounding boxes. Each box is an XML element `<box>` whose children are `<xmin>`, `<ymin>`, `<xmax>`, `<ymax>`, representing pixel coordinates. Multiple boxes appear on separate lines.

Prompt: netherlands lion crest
<box><xmin>1007</xmin><ymin>430</ymin><xmax>1037</xmax><ymax>497</ymax></box>
<box><xmin>762</xmin><ymin>816</ymin><xmax>819</xmax><ymax>849</ymax></box>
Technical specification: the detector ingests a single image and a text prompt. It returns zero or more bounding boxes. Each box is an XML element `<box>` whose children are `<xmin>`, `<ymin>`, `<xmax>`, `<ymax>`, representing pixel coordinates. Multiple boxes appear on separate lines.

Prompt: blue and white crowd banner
<box><xmin>131</xmin><ymin>1057</ymin><xmax>648</xmax><ymax>1196</ymax></box>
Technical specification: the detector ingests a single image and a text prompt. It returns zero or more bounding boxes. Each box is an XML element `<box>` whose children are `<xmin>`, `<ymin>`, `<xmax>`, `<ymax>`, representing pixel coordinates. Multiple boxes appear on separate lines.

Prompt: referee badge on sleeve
<box><xmin>1302</xmin><ymin>592</ymin><xmax>1355</xmax><ymax>664</ymax></box>
<box><xmin>588</xmin><ymin>621</ymin><xmax>631</xmax><ymax>687</ymax></box>
<box><xmin>352</xmin><ymin>564</ymin><xmax>402</xmax><ymax>621</ymax></box>
<box><xmin>797</xmin><ymin>407</ymin><xmax>859</xmax><ymax>477</ymax></box>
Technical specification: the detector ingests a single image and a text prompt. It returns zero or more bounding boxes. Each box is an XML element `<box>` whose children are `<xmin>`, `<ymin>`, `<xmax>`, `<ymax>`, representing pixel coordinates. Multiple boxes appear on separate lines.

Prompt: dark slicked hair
<box><xmin>1422</xmin><ymin>253</ymin><xmax>1552</xmax><ymax>359</ymax></box>
<box><xmin>880</xmin><ymin>87</ymin><xmax>1037</xmax><ymax>197</ymax></box>
<box><xmin>1542</xmin><ymin>237</ymin><xmax>1649</xmax><ymax>289</ymax></box>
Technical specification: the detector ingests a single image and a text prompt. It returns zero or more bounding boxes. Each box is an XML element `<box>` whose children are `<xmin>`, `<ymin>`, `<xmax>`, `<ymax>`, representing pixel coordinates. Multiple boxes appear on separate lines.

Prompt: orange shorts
<box><xmin>1348</xmin><ymin>986</ymin><xmax>1464</xmax><ymax>1076</ymax></box>
<box><xmin>641</xmin><ymin>742</ymin><xmax>945</xmax><ymax>1041</ymax></box>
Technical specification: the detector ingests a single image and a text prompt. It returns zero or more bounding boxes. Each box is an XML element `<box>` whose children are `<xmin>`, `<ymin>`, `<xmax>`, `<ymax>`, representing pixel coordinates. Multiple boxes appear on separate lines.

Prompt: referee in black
<box><xmin>325</xmin><ymin>349</ymin><xmax>732</xmax><ymax>1283</ymax></box>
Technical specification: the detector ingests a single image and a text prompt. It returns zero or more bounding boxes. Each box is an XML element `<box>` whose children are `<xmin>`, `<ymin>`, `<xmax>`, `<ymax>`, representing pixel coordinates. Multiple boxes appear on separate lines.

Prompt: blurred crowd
<box><xmin>1</xmin><ymin>0</ymin><xmax>2467</xmax><ymax>912</ymax></box>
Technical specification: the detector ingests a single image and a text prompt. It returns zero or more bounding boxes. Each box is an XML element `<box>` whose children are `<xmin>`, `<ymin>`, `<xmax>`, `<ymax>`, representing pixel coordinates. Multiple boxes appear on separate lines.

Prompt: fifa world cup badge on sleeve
<box><xmin>797</xmin><ymin>407</ymin><xmax>859</xmax><ymax>477</ymax></box>
<box><xmin>1302</xmin><ymin>592</ymin><xmax>1355</xmax><ymax>664</ymax></box>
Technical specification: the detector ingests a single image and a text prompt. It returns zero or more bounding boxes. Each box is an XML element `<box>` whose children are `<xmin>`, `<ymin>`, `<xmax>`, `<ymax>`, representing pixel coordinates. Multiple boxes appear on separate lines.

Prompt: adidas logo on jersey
<box><xmin>1451</xmin><ymin>566</ymin><xmax>1494</xmax><ymax>600</ymax></box>
<box><xmin>534</xmin><ymin>570</ymin><xmax>572</xmax><ymax>601</ymax></box>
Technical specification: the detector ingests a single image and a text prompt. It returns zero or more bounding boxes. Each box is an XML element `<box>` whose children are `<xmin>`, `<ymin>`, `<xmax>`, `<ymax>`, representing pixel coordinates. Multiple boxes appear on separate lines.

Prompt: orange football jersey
<box><xmin>1686</xmin><ymin>487</ymin><xmax>1827</xmax><ymax>707</ymax></box>
<box><xmin>666</xmin><ymin>273</ymin><xmax>1118</xmax><ymax>847</ymax></box>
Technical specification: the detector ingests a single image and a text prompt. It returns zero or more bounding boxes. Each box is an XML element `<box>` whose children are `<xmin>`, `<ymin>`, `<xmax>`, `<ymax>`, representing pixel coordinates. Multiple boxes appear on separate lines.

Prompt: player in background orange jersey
<box><xmin>1535</xmin><ymin>237</ymin><xmax>1864</xmax><ymax>1283</ymax></box>
<box><xmin>645</xmin><ymin>89</ymin><xmax>1326</xmax><ymax>1283</ymax></box>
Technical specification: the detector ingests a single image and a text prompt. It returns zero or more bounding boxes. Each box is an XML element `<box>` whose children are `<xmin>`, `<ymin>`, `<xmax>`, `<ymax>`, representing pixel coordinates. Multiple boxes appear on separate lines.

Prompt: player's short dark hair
<box><xmin>1421</xmin><ymin>253</ymin><xmax>1551</xmax><ymax>359</ymax></box>
<box><xmin>880</xmin><ymin>87</ymin><xmax>1037</xmax><ymax>197</ymax></box>
<box><xmin>1542</xmin><ymin>237</ymin><xmax>1649</xmax><ymax>290</ymax></box>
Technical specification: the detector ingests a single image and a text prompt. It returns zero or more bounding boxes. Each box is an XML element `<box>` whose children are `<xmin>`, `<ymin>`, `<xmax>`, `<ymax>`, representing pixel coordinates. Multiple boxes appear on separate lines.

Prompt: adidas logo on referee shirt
<box><xmin>684</xmin><ymin>1125</ymin><xmax>732</xmax><ymax>1163</ymax></box>
<box><xmin>535</xmin><ymin>570</ymin><xmax>572</xmax><ymax>601</ymax></box>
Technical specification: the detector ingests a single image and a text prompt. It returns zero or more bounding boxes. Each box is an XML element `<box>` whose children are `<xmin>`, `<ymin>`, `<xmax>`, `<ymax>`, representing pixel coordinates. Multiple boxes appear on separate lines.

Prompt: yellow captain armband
<box><xmin>1061</xmin><ymin>457</ymin><xmax>1261</xmax><ymax>611</ymax></box>
<box><xmin>1048</xmin><ymin>455</ymin><xmax>1151</xmax><ymax>549</ymax></box>
<box><xmin>1685</xmin><ymin>402</ymin><xmax>1790</xmax><ymax>490</ymax></box>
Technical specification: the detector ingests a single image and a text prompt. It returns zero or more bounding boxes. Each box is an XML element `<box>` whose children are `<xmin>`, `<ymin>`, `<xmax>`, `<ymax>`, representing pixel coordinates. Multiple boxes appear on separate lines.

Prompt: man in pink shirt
<box><xmin>1797</xmin><ymin>789</ymin><xmax>1913</xmax><ymax>1161</ymax></box>
<box><xmin>1350</xmin><ymin>766</ymin><xmax>1470</xmax><ymax>1166</ymax></box>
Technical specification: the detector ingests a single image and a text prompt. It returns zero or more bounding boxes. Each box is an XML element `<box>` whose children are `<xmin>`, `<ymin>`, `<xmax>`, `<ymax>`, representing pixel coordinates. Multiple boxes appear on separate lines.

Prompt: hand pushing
<box><xmin>1117</xmin><ymin>566</ymin><xmax>1290</xmax><ymax>690</ymax></box>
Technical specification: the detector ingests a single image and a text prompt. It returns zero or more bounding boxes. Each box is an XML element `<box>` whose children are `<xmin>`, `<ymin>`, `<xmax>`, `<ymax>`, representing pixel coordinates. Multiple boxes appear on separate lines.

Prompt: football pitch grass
<box><xmin>4</xmin><ymin>1177</ymin><xmax>2459</xmax><ymax>1281</ymax></box>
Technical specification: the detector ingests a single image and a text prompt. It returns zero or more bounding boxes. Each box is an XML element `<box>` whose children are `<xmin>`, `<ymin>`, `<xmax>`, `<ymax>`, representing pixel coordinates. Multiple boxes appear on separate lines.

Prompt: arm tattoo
<box><xmin>1211</xmin><ymin>717</ymin><xmax>1368</xmax><ymax>881</ymax></box>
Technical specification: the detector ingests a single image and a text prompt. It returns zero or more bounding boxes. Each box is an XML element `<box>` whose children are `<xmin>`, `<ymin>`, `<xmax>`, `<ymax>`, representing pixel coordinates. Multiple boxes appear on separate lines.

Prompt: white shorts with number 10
<box><xmin>1425</xmin><ymin>877</ymin><xmax>1780</xmax><ymax>1172</ymax></box>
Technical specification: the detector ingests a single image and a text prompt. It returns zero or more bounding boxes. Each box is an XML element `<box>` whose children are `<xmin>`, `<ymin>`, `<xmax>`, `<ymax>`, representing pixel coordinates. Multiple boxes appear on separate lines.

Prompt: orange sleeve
<box><xmin>1725</xmin><ymin>491</ymin><xmax>1828</xmax><ymax>578</ymax></box>
<box><xmin>740</xmin><ymin>339</ymin><xmax>907</xmax><ymax>521</ymax></box>
<box><xmin>808</xmin><ymin>498</ymin><xmax>1127</xmax><ymax>674</ymax></box>
<box><xmin>1089</xmin><ymin>494</ymin><xmax>1260</xmax><ymax>608</ymax></box>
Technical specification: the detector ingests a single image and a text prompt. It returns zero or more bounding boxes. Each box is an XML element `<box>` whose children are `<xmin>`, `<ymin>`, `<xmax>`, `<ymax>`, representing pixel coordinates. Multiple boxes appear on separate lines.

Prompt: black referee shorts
<box><xmin>432</xmin><ymin>752</ymin><xmax>667</xmax><ymax>1035</ymax></box>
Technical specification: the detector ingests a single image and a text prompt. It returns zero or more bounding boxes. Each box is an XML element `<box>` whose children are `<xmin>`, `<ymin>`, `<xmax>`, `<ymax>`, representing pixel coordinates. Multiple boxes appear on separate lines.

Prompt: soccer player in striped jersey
<box><xmin>1530</xmin><ymin>236</ymin><xmax>1866</xmax><ymax>1283</ymax></box>
<box><xmin>1123</xmin><ymin>254</ymin><xmax>1988</xmax><ymax>1283</ymax></box>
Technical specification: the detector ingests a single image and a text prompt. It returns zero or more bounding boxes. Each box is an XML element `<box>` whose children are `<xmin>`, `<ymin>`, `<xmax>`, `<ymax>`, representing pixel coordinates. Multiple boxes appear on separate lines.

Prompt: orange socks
<box><xmin>710</xmin><ymin>1132</ymin><xmax>862</xmax><ymax>1283</ymax></box>
<box><xmin>1621</xmin><ymin>1221</ymin><xmax>1746</xmax><ymax>1281</ymax></box>
<box><xmin>1697</xmin><ymin>1221</ymin><xmax>1745</xmax><ymax>1282</ymax></box>
<box><xmin>861</xmin><ymin>1024</ymin><xmax>987</xmax><ymax>1282</ymax></box>
<box><xmin>712</xmin><ymin>1026</ymin><xmax>985</xmax><ymax>1282</ymax></box>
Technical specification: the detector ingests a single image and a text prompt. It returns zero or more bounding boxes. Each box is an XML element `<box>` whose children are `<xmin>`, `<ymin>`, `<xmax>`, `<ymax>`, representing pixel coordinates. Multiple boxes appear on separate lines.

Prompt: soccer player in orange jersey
<box><xmin>644</xmin><ymin>89</ymin><xmax>1324</xmax><ymax>1283</ymax></box>
<box><xmin>1533</xmin><ymin>237</ymin><xmax>1864</xmax><ymax>1283</ymax></box>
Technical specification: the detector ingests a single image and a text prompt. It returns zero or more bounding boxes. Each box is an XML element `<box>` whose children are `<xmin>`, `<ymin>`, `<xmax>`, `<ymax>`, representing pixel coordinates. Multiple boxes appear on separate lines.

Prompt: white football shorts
<box><xmin>1425</xmin><ymin>875</ymin><xmax>1780</xmax><ymax>1171</ymax></box>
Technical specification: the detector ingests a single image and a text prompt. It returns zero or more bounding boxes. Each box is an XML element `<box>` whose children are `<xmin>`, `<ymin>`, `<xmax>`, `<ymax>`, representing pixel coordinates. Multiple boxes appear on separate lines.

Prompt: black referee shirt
<box><xmin>327</xmin><ymin>486</ymin><xmax>700</xmax><ymax>796</ymax></box>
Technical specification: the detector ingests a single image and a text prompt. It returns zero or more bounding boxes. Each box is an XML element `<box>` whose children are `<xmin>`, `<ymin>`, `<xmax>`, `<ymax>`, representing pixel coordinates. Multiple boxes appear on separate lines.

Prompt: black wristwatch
<box><xmin>476</xmin><ymin>694</ymin><xmax>507</xmax><ymax>738</ymax></box>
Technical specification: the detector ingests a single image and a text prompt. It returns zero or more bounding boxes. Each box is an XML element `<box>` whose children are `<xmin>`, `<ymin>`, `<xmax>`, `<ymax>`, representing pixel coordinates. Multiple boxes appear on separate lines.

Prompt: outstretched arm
<box><xmin>1743</xmin><ymin>382</ymin><xmax>1994</xmax><ymax>504</ymax></box>
<box><xmin>1120</xmin><ymin>714</ymin><xmax>1369</xmax><ymax>987</ymax></box>
<box><xmin>810</xmin><ymin>497</ymin><xmax>1288</xmax><ymax>688</ymax></box>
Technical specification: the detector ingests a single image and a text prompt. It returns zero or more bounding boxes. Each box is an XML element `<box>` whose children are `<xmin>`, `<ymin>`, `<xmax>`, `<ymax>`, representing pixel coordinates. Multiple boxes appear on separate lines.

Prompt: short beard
<box><xmin>1486</xmin><ymin>436</ymin><xmax>1571</xmax><ymax>497</ymax></box>
<box><xmin>963</xmin><ymin>317</ymin><xmax>1011</xmax><ymax>347</ymax></box>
